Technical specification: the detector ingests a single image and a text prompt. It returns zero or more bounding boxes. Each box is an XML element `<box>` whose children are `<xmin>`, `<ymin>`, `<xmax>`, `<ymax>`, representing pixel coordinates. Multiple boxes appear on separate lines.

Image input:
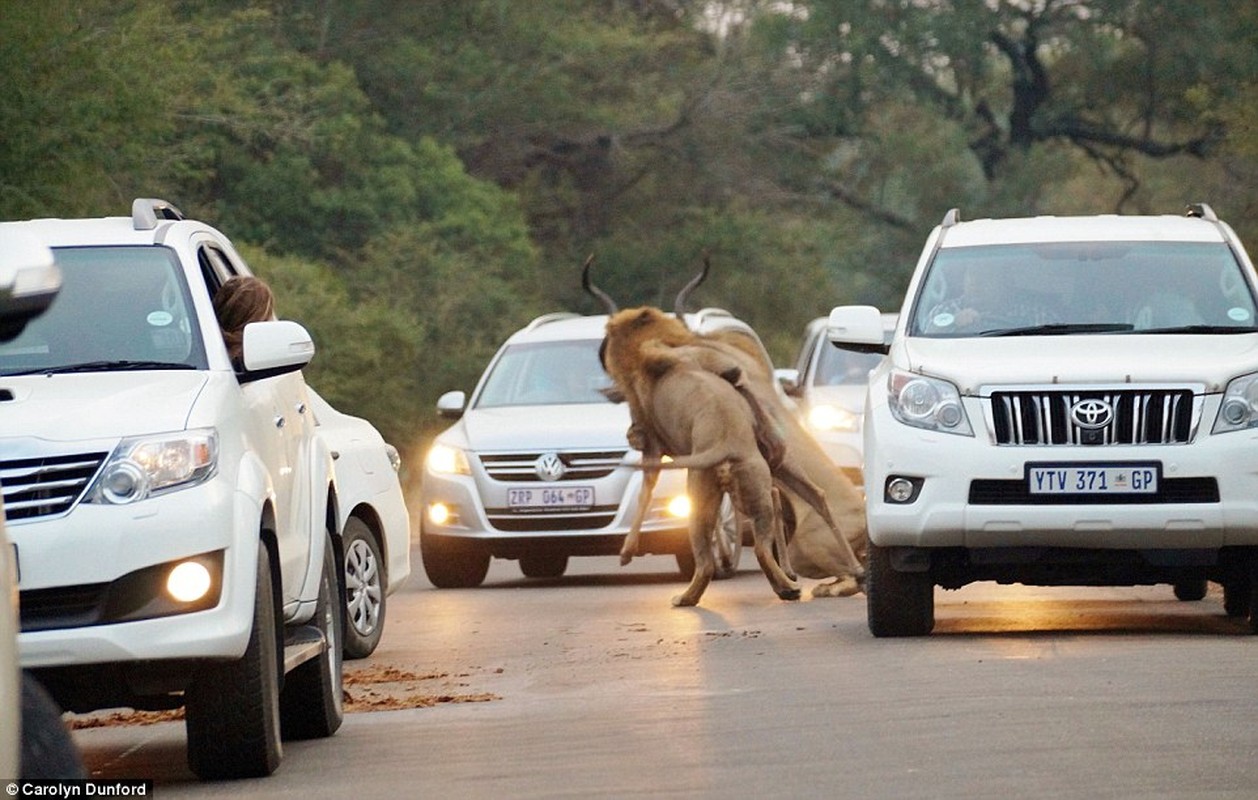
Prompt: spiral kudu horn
<box><xmin>581</xmin><ymin>254</ymin><xmax>618</xmax><ymax>314</ymax></box>
<box><xmin>673</xmin><ymin>252</ymin><xmax>711</xmax><ymax>323</ymax></box>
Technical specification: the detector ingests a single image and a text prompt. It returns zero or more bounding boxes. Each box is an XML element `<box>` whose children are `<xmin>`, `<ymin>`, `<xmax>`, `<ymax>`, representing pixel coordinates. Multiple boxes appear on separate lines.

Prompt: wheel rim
<box><xmin>345</xmin><ymin>539</ymin><xmax>382</xmax><ymax>636</ymax></box>
<box><xmin>713</xmin><ymin>494</ymin><xmax>742</xmax><ymax>572</ymax></box>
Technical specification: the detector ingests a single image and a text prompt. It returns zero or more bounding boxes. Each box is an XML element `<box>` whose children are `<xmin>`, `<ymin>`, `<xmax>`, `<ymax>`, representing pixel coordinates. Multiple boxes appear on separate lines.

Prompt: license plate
<box><xmin>1027</xmin><ymin>463</ymin><xmax>1159</xmax><ymax>495</ymax></box>
<box><xmin>507</xmin><ymin>485</ymin><xmax>594</xmax><ymax>511</ymax></box>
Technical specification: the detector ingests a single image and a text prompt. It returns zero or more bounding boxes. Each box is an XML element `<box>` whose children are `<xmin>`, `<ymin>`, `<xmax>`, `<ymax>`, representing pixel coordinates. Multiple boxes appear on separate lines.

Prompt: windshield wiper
<box><xmin>1133</xmin><ymin>325</ymin><xmax>1258</xmax><ymax>335</ymax></box>
<box><xmin>980</xmin><ymin>323</ymin><xmax>1136</xmax><ymax>337</ymax></box>
<box><xmin>7</xmin><ymin>360</ymin><xmax>196</xmax><ymax>376</ymax></box>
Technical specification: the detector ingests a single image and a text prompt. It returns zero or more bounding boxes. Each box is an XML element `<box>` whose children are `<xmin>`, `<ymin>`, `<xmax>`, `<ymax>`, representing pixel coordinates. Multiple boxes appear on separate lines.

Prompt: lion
<box><xmin>618</xmin><ymin>337</ymin><xmax>799</xmax><ymax>605</ymax></box>
<box><xmin>585</xmin><ymin>256</ymin><xmax>867</xmax><ymax>597</ymax></box>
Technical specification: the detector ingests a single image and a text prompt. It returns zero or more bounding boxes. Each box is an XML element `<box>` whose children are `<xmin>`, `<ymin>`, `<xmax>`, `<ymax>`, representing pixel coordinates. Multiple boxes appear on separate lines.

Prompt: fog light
<box><xmin>428</xmin><ymin>503</ymin><xmax>451</xmax><ymax>525</ymax></box>
<box><xmin>666</xmin><ymin>495</ymin><xmax>691</xmax><ymax>518</ymax></box>
<box><xmin>167</xmin><ymin>561</ymin><xmax>212</xmax><ymax>603</ymax></box>
<box><xmin>886</xmin><ymin>477</ymin><xmax>918</xmax><ymax>504</ymax></box>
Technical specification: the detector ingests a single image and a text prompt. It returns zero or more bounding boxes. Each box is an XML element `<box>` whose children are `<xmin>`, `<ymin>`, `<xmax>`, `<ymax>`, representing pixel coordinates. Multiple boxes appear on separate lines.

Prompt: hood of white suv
<box><xmin>451</xmin><ymin>403</ymin><xmax>632</xmax><ymax>452</ymax></box>
<box><xmin>901</xmin><ymin>334</ymin><xmax>1258</xmax><ymax>392</ymax></box>
<box><xmin>1</xmin><ymin>372</ymin><xmax>207</xmax><ymax>439</ymax></box>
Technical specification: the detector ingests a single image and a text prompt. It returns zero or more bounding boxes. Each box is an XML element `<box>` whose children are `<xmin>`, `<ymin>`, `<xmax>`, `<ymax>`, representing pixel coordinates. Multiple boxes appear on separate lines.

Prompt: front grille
<box><xmin>479</xmin><ymin>450</ymin><xmax>627</xmax><ymax>482</ymax></box>
<box><xmin>990</xmin><ymin>389</ymin><xmax>1196</xmax><ymax>446</ymax></box>
<box><xmin>1</xmin><ymin>452</ymin><xmax>107</xmax><ymax>521</ymax></box>
<box><xmin>969</xmin><ymin>477</ymin><xmax>1219</xmax><ymax>505</ymax></box>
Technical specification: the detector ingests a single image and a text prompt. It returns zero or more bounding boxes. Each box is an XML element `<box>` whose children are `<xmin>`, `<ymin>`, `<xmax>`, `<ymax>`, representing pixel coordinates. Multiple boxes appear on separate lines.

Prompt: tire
<box><xmin>674</xmin><ymin>494</ymin><xmax>744</xmax><ymax>581</ymax></box>
<box><xmin>280</xmin><ymin>535</ymin><xmax>345</xmax><ymax>740</ymax></box>
<box><xmin>185</xmin><ymin>542</ymin><xmax>282</xmax><ymax>780</ymax></box>
<box><xmin>20</xmin><ymin>673</ymin><xmax>85</xmax><ymax>779</ymax></box>
<box><xmin>342</xmin><ymin>517</ymin><xmax>385</xmax><ymax>659</ymax></box>
<box><xmin>712</xmin><ymin>493</ymin><xmax>745</xmax><ymax>580</ymax></box>
<box><xmin>520</xmin><ymin>553</ymin><xmax>568</xmax><ymax>578</ymax></box>
<box><xmin>866</xmin><ymin>542</ymin><xmax>934</xmax><ymax>637</ymax></box>
<box><xmin>421</xmin><ymin>529</ymin><xmax>490</xmax><ymax>588</ymax></box>
<box><xmin>1173</xmin><ymin>579</ymin><xmax>1207</xmax><ymax>602</ymax></box>
<box><xmin>1223</xmin><ymin>577</ymin><xmax>1251</xmax><ymax>618</ymax></box>
<box><xmin>1244</xmin><ymin>558</ymin><xmax>1258</xmax><ymax>635</ymax></box>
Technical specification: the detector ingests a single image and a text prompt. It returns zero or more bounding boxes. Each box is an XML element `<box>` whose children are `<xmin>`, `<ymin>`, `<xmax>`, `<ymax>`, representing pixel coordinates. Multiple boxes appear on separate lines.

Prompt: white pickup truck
<box><xmin>0</xmin><ymin>200</ymin><xmax>344</xmax><ymax>778</ymax></box>
<box><xmin>830</xmin><ymin>205</ymin><xmax>1258</xmax><ymax>637</ymax></box>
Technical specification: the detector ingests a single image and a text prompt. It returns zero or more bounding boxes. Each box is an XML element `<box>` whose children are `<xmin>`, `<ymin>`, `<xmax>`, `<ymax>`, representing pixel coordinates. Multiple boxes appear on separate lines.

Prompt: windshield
<box><xmin>812</xmin><ymin>341</ymin><xmax>883</xmax><ymax>386</ymax></box>
<box><xmin>0</xmin><ymin>246</ymin><xmax>207</xmax><ymax>376</ymax></box>
<box><xmin>475</xmin><ymin>339</ymin><xmax>614</xmax><ymax>408</ymax></box>
<box><xmin>909</xmin><ymin>241</ymin><xmax>1258</xmax><ymax>337</ymax></box>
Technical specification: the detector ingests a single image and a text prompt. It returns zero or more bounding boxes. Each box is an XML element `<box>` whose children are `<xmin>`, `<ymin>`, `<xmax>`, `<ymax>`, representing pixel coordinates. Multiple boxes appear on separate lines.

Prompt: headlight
<box><xmin>385</xmin><ymin>443</ymin><xmax>403</xmax><ymax>473</ymax></box>
<box><xmin>426</xmin><ymin>443</ymin><xmax>471</xmax><ymax>475</ymax></box>
<box><xmin>666</xmin><ymin>495</ymin><xmax>691</xmax><ymax>518</ymax></box>
<box><xmin>807</xmin><ymin>403</ymin><xmax>860</xmax><ymax>433</ymax></box>
<box><xmin>888</xmin><ymin>370</ymin><xmax>973</xmax><ymax>436</ymax></box>
<box><xmin>1214</xmin><ymin>372</ymin><xmax>1258</xmax><ymax>433</ymax></box>
<box><xmin>87</xmin><ymin>429</ymin><xmax>219</xmax><ymax>505</ymax></box>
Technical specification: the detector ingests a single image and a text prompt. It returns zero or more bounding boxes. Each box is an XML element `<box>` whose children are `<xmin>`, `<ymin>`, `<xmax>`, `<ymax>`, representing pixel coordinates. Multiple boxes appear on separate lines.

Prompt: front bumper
<box><xmin>864</xmin><ymin>404</ymin><xmax>1258</xmax><ymax>551</ymax></box>
<box><xmin>14</xmin><ymin>479</ymin><xmax>258</xmax><ymax>668</ymax></box>
<box><xmin>420</xmin><ymin>467</ymin><xmax>692</xmax><ymax>556</ymax></box>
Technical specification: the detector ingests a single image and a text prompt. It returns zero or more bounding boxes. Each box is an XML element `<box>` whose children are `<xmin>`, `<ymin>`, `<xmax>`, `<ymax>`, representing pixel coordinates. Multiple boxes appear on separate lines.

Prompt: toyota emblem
<box><xmin>534</xmin><ymin>452</ymin><xmax>566</xmax><ymax>481</ymax></box>
<box><xmin>1070</xmin><ymin>399</ymin><xmax>1113</xmax><ymax>430</ymax></box>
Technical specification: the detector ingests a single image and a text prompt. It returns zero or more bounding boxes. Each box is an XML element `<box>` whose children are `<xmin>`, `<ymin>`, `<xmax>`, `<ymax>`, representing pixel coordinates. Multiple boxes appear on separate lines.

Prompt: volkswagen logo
<box><xmin>1070</xmin><ymin>399</ymin><xmax>1113</xmax><ymax>430</ymax></box>
<box><xmin>534</xmin><ymin>452</ymin><xmax>566</xmax><ymax>481</ymax></box>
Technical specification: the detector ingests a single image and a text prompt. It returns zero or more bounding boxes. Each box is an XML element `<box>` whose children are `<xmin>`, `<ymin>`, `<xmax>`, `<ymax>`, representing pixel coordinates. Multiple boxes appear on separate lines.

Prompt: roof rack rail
<box><xmin>523</xmin><ymin>311</ymin><xmax>582</xmax><ymax>332</ymax></box>
<box><xmin>689</xmin><ymin>307</ymin><xmax>733</xmax><ymax>325</ymax></box>
<box><xmin>132</xmin><ymin>198</ymin><xmax>185</xmax><ymax>231</ymax></box>
<box><xmin>1185</xmin><ymin>203</ymin><xmax>1218</xmax><ymax>222</ymax></box>
<box><xmin>941</xmin><ymin>208</ymin><xmax>960</xmax><ymax>227</ymax></box>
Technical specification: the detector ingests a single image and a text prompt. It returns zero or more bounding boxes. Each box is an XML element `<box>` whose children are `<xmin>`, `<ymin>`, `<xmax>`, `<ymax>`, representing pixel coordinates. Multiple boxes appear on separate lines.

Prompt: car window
<box><xmin>0</xmin><ymin>245</ymin><xmax>208</xmax><ymax>375</ymax></box>
<box><xmin>811</xmin><ymin>339</ymin><xmax>883</xmax><ymax>386</ymax></box>
<box><xmin>475</xmin><ymin>339</ymin><xmax>613</xmax><ymax>408</ymax></box>
<box><xmin>909</xmin><ymin>241</ymin><xmax>1258</xmax><ymax>337</ymax></box>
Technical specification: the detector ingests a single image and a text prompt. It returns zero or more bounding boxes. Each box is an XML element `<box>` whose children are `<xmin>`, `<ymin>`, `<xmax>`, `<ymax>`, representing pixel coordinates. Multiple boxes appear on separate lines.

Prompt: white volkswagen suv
<box><xmin>829</xmin><ymin>205</ymin><xmax>1258</xmax><ymax>636</ymax></box>
<box><xmin>420</xmin><ymin>309</ymin><xmax>767</xmax><ymax>586</ymax></box>
<box><xmin>0</xmin><ymin>199</ymin><xmax>344</xmax><ymax>778</ymax></box>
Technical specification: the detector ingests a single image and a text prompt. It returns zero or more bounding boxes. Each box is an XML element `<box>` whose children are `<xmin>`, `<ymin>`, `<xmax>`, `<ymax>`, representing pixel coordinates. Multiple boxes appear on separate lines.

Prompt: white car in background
<box><xmin>778</xmin><ymin>314</ymin><xmax>897</xmax><ymax>486</ymax></box>
<box><xmin>307</xmin><ymin>388</ymin><xmax>411</xmax><ymax>659</ymax></box>
<box><xmin>420</xmin><ymin>309</ymin><xmax>768</xmax><ymax>586</ymax></box>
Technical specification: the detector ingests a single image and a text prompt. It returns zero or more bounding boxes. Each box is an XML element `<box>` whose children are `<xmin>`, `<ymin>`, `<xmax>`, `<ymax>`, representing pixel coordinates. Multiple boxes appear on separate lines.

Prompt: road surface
<box><xmin>71</xmin><ymin>549</ymin><xmax>1258</xmax><ymax>798</ymax></box>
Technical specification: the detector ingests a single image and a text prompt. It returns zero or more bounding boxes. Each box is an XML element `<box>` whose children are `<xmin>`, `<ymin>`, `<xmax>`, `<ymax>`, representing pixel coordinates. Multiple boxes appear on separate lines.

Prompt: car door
<box><xmin>196</xmin><ymin>239</ymin><xmax>311</xmax><ymax>609</ymax></box>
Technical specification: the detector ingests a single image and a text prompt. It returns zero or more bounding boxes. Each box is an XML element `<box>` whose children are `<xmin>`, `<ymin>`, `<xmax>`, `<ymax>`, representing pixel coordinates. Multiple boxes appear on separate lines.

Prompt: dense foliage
<box><xmin>3</xmin><ymin>0</ymin><xmax>1256</xmax><ymax>461</ymax></box>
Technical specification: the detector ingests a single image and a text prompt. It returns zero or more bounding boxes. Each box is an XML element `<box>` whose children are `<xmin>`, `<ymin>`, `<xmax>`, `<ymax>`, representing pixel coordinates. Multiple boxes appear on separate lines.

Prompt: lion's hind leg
<box><xmin>672</xmin><ymin>472</ymin><xmax>719</xmax><ymax>607</ymax></box>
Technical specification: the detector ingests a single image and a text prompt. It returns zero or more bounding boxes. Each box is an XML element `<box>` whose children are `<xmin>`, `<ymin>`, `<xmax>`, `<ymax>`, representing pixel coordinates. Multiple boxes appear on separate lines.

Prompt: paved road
<box><xmin>73</xmin><ymin>548</ymin><xmax>1258</xmax><ymax>798</ymax></box>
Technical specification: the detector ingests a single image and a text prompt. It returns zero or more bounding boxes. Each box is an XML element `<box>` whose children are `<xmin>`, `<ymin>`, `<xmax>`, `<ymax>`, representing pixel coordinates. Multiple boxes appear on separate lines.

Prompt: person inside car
<box><xmin>213</xmin><ymin>275</ymin><xmax>275</xmax><ymax>370</ymax></box>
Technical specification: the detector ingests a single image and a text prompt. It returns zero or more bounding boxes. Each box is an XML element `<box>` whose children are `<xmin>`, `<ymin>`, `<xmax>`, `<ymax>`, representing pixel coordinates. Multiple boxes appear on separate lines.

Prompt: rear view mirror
<box><xmin>0</xmin><ymin>229</ymin><xmax>62</xmax><ymax>343</ymax></box>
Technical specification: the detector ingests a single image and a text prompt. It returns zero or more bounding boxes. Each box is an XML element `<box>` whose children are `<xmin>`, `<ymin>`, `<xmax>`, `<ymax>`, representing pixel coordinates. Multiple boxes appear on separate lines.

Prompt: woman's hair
<box><xmin>213</xmin><ymin>275</ymin><xmax>275</xmax><ymax>361</ymax></box>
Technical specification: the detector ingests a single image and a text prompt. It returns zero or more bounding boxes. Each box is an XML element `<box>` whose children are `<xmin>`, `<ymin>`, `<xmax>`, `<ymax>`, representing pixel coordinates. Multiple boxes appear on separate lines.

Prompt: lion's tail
<box><xmin>635</xmin><ymin>445</ymin><xmax>737</xmax><ymax>471</ymax></box>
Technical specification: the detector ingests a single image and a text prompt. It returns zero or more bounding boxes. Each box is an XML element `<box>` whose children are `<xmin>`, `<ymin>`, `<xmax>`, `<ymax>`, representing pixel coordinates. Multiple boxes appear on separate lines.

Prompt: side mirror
<box><xmin>238</xmin><ymin>320</ymin><xmax>315</xmax><ymax>383</ymax></box>
<box><xmin>828</xmin><ymin>305</ymin><xmax>890</xmax><ymax>355</ymax></box>
<box><xmin>0</xmin><ymin>230</ymin><xmax>62</xmax><ymax>343</ymax></box>
<box><xmin>436</xmin><ymin>390</ymin><xmax>467</xmax><ymax>420</ymax></box>
<box><xmin>774</xmin><ymin>367</ymin><xmax>802</xmax><ymax>398</ymax></box>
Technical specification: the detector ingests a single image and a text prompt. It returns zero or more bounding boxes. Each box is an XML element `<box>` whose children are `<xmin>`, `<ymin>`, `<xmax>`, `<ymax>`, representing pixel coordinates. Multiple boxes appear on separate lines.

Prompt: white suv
<box><xmin>829</xmin><ymin>205</ymin><xmax>1258</xmax><ymax>636</ymax></box>
<box><xmin>0</xmin><ymin>199</ymin><xmax>344</xmax><ymax>778</ymax></box>
<box><xmin>420</xmin><ymin>309</ymin><xmax>767</xmax><ymax>586</ymax></box>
